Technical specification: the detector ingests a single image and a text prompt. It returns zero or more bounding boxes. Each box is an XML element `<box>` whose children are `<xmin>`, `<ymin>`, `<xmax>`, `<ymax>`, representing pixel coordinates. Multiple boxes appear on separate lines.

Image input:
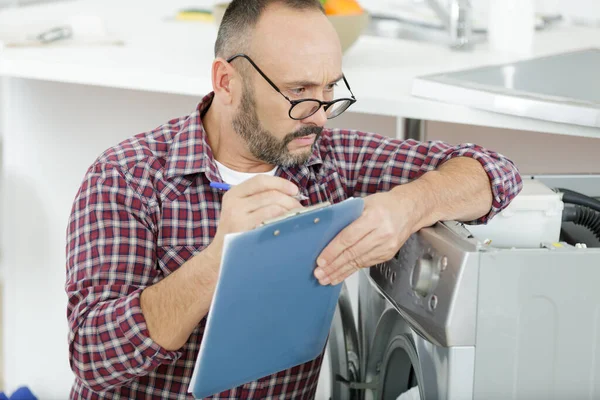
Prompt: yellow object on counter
<box><xmin>175</xmin><ymin>9</ymin><xmax>214</xmax><ymax>22</ymax></box>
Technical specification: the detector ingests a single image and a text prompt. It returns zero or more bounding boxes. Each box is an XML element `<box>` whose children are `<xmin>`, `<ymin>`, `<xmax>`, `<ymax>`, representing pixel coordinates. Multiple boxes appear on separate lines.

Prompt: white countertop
<box><xmin>1</xmin><ymin>0</ymin><xmax>600</xmax><ymax>138</ymax></box>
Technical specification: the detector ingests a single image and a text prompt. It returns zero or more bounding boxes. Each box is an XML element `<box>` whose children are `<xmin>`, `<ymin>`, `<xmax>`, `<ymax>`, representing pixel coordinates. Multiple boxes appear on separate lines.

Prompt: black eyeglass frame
<box><xmin>226</xmin><ymin>53</ymin><xmax>357</xmax><ymax>120</ymax></box>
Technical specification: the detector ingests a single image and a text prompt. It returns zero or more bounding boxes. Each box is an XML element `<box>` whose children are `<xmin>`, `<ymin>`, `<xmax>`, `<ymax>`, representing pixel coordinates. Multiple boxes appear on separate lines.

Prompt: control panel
<box><xmin>369</xmin><ymin>222</ymin><xmax>480</xmax><ymax>347</ymax></box>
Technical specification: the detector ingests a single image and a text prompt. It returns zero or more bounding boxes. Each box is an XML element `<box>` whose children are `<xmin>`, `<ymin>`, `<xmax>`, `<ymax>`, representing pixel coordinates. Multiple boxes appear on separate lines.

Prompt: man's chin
<box><xmin>277</xmin><ymin>149</ymin><xmax>312</xmax><ymax>168</ymax></box>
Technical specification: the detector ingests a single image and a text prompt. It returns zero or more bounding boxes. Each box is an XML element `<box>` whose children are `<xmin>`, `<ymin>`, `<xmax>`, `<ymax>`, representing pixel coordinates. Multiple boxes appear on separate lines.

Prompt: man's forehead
<box><xmin>251</xmin><ymin>5</ymin><xmax>342</xmax><ymax>81</ymax></box>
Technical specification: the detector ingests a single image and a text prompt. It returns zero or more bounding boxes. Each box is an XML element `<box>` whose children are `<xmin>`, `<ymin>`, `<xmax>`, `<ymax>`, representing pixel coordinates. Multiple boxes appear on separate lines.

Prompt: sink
<box><xmin>364</xmin><ymin>13</ymin><xmax>486</xmax><ymax>47</ymax></box>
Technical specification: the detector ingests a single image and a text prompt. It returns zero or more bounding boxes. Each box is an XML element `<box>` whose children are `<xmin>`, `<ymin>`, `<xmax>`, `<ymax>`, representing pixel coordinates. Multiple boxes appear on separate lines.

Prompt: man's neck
<box><xmin>203</xmin><ymin>104</ymin><xmax>276</xmax><ymax>173</ymax></box>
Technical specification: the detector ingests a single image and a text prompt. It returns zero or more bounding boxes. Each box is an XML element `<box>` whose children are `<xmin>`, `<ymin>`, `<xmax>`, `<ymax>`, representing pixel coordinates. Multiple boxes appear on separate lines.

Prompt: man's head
<box><xmin>210</xmin><ymin>0</ymin><xmax>345</xmax><ymax>168</ymax></box>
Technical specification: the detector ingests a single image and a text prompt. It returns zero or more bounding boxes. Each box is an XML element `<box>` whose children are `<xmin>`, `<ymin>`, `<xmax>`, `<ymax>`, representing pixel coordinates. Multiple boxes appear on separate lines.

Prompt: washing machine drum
<box><xmin>364</xmin><ymin>310</ymin><xmax>425</xmax><ymax>400</ymax></box>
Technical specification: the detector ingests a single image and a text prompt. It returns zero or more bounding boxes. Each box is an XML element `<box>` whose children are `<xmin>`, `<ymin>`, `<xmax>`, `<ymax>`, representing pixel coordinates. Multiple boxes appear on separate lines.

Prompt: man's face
<box><xmin>232</xmin><ymin>77</ymin><xmax>323</xmax><ymax>167</ymax></box>
<box><xmin>231</xmin><ymin>4</ymin><xmax>343</xmax><ymax>167</ymax></box>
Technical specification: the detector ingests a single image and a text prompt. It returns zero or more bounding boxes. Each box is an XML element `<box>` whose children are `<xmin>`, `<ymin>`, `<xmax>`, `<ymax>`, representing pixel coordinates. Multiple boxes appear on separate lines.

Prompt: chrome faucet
<box><xmin>426</xmin><ymin>0</ymin><xmax>474</xmax><ymax>50</ymax></box>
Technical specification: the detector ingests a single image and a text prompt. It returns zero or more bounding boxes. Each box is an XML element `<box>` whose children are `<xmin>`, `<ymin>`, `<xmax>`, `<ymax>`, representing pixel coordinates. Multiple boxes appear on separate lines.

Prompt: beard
<box><xmin>232</xmin><ymin>81</ymin><xmax>323</xmax><ymax>168</ymax></box>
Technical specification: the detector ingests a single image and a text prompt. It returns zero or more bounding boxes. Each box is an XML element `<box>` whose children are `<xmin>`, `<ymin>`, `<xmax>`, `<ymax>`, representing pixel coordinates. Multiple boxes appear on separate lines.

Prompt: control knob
<box><xmin>410</xmin><ymin>255</ymin><xmax>440</xmax><ymax>297</ymax></box>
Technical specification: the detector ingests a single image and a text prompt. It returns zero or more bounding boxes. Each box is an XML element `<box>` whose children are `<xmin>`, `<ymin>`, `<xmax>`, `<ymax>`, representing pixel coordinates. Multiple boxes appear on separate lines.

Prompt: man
<box><xmin>65</xmin><ymin>0</ymin><xmax>522</xmax><ymax>398</ymax></box>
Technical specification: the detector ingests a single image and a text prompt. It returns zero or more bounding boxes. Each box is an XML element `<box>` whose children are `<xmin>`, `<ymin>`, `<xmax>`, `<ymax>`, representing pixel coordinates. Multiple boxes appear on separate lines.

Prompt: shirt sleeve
<box><xmin>65</xmin><ymin>162</ymin><xmax>181</xmax><ymax>393</ymax></box>
<box><xmin>328</xmin><ymin>130</ymin><xmax>523</xmax><ymax>224</ymax></box>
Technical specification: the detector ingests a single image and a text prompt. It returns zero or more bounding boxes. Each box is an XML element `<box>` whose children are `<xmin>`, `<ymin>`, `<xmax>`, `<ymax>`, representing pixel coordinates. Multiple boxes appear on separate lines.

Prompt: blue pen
<box><xmin>210</xmin><ymin>182</ymin><xmax>308</xmax><ymax>201</ymax></box>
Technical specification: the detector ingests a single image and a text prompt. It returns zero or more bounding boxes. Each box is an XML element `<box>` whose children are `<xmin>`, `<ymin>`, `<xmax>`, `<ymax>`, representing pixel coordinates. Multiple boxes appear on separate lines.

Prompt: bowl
<box><xmin>212</xmin><ymin>2</ymin><xmax>369</xmax><ymax>53</ymax></box>
<box><xmin>327</xmin><ymin>12</ymin><xmax>370</xmax><ymax>53</ymax></box>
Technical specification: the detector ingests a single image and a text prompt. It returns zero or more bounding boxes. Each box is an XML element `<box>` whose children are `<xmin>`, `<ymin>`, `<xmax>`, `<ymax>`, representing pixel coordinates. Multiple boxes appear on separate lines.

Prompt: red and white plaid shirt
<box><xmin>66</xmin><ymin>93</ymin><xmax>522</xmax><ymax>399</ymax></box>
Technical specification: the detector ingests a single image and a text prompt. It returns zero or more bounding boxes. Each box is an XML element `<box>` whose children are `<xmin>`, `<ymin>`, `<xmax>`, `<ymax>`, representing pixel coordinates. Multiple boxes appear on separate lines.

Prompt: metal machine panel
<box><xmin>473</xmin><ymin>245</ymin><xmax>600</xmax><ymax>399</ymax></box>
<box><xmin>370</xmin><ymin>222</ymin><xmax>481</xmax><ymax>347</ymax></box>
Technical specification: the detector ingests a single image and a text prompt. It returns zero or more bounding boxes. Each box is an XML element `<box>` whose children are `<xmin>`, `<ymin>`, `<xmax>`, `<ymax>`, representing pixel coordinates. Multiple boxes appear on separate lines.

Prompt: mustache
<box><xmin>284</xmin><ymin>126</ymin><xmax>323</xmax><ymax>143</ymax></box>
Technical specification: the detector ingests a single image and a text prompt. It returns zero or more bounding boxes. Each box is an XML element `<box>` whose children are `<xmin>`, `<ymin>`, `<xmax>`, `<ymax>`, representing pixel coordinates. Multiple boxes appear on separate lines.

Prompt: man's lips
<box><xmin>291</xmin><ymin>134</ymin><xmax>316</xmax><ymax>146</ymax></box>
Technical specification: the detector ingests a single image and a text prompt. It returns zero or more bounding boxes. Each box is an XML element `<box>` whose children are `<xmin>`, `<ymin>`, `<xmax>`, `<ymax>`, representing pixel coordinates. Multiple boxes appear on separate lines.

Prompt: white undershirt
<box><xmin>215</xmin><ymin>160</ymin><xmax>278</xmax><ymax>185</ymax></box>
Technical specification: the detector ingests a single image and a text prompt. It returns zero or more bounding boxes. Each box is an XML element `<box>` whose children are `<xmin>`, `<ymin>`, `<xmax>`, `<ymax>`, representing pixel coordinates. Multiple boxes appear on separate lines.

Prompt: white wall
<box><xmin>0</xmin><ymin>78</ymin><xmax>199</xmax><ymax>399</ymax></box>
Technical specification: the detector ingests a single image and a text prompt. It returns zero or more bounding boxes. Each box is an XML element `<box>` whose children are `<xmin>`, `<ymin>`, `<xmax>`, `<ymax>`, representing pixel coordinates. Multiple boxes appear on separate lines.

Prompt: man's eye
<box><xmin>326</xmin><ymin>82</ymin><xmax>339</xmax><ymax>91</ymax></box>
<box><xmin>290</xmin><ymin>88</ymin><xmax>305</xmax><ymax>95</ymax></box>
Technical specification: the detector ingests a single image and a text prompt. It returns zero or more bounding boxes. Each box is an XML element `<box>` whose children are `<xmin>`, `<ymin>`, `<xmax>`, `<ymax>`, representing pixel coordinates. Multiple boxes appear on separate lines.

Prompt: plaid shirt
<box><xmin>66</xmin><ymin>93</ymin><xmax>522</xmax><ymax>399</ymax></box>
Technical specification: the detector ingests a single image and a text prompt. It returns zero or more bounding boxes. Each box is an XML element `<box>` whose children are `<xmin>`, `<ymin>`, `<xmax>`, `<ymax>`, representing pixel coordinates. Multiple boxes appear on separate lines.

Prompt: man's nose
<box><xmin>302</xmin><ymin>105</ymin><xmax>328</xmax><ymax>127</ymax></box>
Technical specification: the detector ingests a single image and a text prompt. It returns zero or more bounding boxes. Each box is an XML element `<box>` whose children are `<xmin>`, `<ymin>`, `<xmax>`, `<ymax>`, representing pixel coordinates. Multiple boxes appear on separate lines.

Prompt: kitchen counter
<box><xmin>1</xmin><ymin>0</ymin><xmax>600</xmax><ymax>137</ymax></box>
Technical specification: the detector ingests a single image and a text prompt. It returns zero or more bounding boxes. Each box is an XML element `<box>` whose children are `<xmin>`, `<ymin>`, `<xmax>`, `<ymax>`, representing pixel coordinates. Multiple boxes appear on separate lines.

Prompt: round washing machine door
<box><xmin>326</xmin><ymin>283</ymin><xmax>361</xmax><ymax>400</ymax></box>
<box><xmin>364</xmin><ymin>309</ymin><xmax>425</xmax><ymax>400</ymax></box>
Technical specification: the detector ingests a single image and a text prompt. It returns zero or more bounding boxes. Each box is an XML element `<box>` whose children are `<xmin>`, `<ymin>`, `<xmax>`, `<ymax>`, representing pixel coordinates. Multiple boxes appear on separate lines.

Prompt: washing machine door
<box><xmin>327</xmin><ymin>283</ymin><xmax>361</xmax><ymax>400</ymax></box>
<box><xmin>364</xmin><ymin>308</ymin><xmax>426</xmax><ymax>400</ymax></box>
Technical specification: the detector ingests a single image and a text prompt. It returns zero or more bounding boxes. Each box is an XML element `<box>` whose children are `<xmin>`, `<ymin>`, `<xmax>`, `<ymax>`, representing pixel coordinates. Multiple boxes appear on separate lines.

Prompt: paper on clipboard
<box><xmin>187</xmin><ymin>197</ymin><xmax>364</xmax><ymax>398</ymax></box>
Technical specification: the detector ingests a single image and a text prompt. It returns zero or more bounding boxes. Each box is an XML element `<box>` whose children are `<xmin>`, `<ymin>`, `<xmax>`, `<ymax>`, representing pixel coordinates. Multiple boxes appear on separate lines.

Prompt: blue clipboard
<box><xmin>189</xmin><ymin>197</ymin><xmax>364</xmax><ymax>398</ymax></box>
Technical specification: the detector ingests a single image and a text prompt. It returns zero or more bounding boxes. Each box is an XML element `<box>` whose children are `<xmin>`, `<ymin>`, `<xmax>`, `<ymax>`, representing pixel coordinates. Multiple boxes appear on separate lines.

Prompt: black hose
<box><xmin>556</xmin><ymin>188</ymin><xmax>600</xmax><ymax>213</ymax></box>
<box><xmin>563</xmin><ymin>205</ymin><xmax>600</xmax><ymax>242</ymax></box>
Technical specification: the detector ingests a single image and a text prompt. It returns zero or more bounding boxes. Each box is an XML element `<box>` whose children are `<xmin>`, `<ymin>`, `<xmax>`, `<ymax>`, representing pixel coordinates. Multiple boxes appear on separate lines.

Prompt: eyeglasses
<box><xmin>226</xmin><ymin>53</ymin><xmax>357</xmax><ymax>120</ymax></box>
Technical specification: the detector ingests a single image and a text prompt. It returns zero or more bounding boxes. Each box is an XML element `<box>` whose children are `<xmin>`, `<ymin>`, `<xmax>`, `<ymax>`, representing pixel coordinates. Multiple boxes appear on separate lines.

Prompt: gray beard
<box><xmin>232</xmin><ymin>84</ymin><xmax>322</xmax><ymax>168</ymax></box>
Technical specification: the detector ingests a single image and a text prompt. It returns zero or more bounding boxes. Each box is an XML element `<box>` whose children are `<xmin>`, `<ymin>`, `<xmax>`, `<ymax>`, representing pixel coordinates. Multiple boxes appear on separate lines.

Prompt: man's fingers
<box><xmin>327</xmin><ymin>244</ymin><xmax>387</xmax><ymax>285</ymax></box>
<box><xmin>320</xmin><ymin>229</ymin><xmax>378</xmax><ymax>273</ymax></box>
<box><xmin>316</xmin><ymin>214</ymin><xmax>374</xmax><ymax>269</ymax></box>
<box><xmin>315</xmin><ymin>230</ymin><xmax>381</xmax><ymax>285</ymax></box>
<box><xmin>328</xmin><ymin>264</ymin><xmax>362</xmax><ymax>286</ymax></box>
<box><xmin>249</xmin><ymin>204</ymin><xmax>294</xmax><ymax>228</ymax></box>
<box><xmin>244</xmin><ymin>190</ymin><xmax>303</xmax><ymax>214</ymax></box>
<box><xmin>229</xmin><ymin>175</ymin><xmax>299</xmax><ymax>198</ymax></box>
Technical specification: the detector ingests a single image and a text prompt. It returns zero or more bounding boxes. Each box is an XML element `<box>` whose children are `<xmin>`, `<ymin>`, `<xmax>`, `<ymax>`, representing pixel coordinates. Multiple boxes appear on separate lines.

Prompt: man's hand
<box><xmin>205</xmin><ymin>175</ymin><xmax>303</xmax><ymax>264</ymax></box>
<box><xmin>143</xmin><ymin>175</ymin><xmax>302</xmax><ymax>351</ymax></box>
<box><xmin>313</xmin><ymin>190</ymin><xmax>424</xmax><ymax>286</ymax></box>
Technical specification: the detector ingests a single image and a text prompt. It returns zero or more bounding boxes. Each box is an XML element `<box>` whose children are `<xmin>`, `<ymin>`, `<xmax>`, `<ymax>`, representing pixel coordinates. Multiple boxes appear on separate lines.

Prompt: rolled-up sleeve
<box><xmin>330</xmin><ymin>131</ymin><xmax>522</xmax><ymax>224</ymax></box>
<box><xmin>66</xmin><ymin>162</ymin><xmax>181</xmax><ymax>393</ymax></box>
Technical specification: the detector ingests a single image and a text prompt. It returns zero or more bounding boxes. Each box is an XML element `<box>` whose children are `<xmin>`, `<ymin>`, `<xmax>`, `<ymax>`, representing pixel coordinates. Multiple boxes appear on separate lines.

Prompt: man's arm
<box><xmin>328</xmin><ymin>132</ymin><xmax>522</xmax><ymax>224</ymax></box>
<box><xmin>313</xmin><ymin>132</ymin><xmax>522</xmax><ymax>285</ymax></box>
<box><xmin>67</xmin><ymin>165</ymin><xmax>302</xmax><ymax>391</ymax></box>
<box><xmin>140</xmin><ymin>250</ymin><xmax>220</xmax><ymax>351</ymax></box>
<box><xmin>392</xmin><ymin>156</ymin><xmax>494</xmax><ymax>230</ymax></box>
<box><xmin>67</xmin><ymin>163</ymin><xmax>190</xmax><ymax>392</ymax></box>
<box><xmin>141</xmin><ymin>175</ymin><xmax>302</xmax><ymax>351</ymax></box>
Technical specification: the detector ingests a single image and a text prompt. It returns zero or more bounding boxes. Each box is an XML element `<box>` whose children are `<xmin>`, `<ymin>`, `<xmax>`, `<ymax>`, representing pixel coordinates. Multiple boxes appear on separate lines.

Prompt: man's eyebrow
<box><xmin>285</xmin><ymin>74</ymin><xmax>344</xmax><ymax>87</ymax></box>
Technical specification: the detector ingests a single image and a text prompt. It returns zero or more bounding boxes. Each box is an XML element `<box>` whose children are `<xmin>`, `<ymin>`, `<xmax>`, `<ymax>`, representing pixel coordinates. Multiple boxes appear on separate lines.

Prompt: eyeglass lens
<box><xmin>290</xmin><ymin>99</ymin><xmax>353</xmax><ymax>120</ymax></box>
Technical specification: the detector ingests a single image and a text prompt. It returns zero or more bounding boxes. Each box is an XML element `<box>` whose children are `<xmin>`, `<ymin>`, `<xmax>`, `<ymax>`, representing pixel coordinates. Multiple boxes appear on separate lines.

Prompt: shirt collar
<box><xmin>164</xmin><ymin>92</ymin><xmax>323</xmax><ymax>181</ymax></box>
<box><xmin>164</xmin><ymin>93</ymin><xmax>219</xmax><ymax>181</ymax></box>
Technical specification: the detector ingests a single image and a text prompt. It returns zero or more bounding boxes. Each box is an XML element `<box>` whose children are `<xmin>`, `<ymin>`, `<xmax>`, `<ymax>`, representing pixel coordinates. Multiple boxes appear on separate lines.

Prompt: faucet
<box><xmin>425</xmin><ymin>0</ymin><xmax>474</xmax><ymax>50</ymax></box>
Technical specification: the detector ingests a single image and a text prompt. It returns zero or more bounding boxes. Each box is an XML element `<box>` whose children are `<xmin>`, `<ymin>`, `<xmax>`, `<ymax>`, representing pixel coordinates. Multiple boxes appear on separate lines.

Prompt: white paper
<box><xmin>396</xmin><ymin>386</ymin><xmax>422</xmax><ymax>400</ymax></box>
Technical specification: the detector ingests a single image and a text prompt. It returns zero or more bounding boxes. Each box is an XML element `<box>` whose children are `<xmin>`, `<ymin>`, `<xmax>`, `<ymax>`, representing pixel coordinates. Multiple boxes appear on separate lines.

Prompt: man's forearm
<box><xmin>393</xmin><ymin>157</ymin><xmax>493</xmax><ymax>231</ymax></box>
<box><xmin>141</xmin><ymin>246</ymin><xmax>221</xmax><ymax>351</ymax></box>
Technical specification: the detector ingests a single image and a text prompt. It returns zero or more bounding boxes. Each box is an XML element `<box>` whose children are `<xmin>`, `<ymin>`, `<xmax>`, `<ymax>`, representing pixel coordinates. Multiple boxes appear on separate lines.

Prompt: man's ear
<box><xmin>212</xmin><ymin>58</ymin><xmax>237</xmax><ymax>105</ymax></box>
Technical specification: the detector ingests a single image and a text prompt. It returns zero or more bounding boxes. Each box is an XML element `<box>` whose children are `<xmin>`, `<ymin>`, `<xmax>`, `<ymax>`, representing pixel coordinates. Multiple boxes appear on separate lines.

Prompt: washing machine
<box><xmin>326</xmin><ymin>183</ymin><xmax>600</xmax><ymax>399</ymax></box>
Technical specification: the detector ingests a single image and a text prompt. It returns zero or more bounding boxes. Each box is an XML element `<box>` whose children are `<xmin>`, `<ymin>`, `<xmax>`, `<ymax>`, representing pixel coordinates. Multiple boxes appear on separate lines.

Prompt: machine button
<box><xmin>429</xmin><ymin>295</ymin><xmax>438</xmax><ymax>311</ymax></box>
<box><xmin>410</xmin><ymin>255</ymin><xmax>440</xmax><ymax>297</ymax></box>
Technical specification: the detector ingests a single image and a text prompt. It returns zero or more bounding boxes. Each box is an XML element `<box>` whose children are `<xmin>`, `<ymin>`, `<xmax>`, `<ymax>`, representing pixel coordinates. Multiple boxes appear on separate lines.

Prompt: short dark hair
<box><xmin>214</xmin><ymin>0</ymin><xmax>325</xmax><ymax>58</ymax></box>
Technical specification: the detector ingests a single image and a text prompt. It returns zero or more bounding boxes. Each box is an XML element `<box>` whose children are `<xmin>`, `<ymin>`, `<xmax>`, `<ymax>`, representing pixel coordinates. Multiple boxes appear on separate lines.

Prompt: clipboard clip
<box><xmin>260</xmin><ymin>201</ymin><xmax>331</xmax><ymax>228</ymax></box>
